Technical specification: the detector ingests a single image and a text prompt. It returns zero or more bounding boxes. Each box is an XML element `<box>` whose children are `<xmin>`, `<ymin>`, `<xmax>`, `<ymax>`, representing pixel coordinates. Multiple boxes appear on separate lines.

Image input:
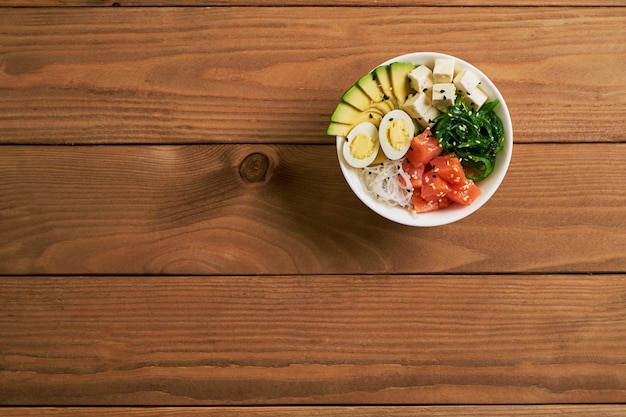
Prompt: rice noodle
<box><xmin>359</xmin><ymin>158</ymin><xmax>414</xmax><ymax>208</ymax></box>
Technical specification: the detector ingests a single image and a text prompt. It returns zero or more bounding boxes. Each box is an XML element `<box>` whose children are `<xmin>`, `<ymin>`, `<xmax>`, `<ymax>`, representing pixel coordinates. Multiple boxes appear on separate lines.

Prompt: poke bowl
<box><xmin>328</xmin><ymin>52</ymin><xmax>513</xmax><ymax>227</ymax></box>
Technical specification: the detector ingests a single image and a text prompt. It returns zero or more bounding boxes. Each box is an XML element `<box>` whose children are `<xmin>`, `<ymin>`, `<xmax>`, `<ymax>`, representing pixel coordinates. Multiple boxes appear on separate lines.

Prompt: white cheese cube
<box><xmin>421</xmin><ymin>106</ymin><xmax>441</xmax><ymax>128</ymax></box>
<box><xmin>408</xmin><ymin>65</ymin><xmax>434</xmax><ymax>96</ymax></box>
<box><xmin>433</xmin><ymin>59</ymin><xmax>455</xmax><ymax>83</ymax></box>
<box><xmin>453</xmin><ymin>69</ymin><xmax>481</xmax><ymax>95</ymax></box>
<box><xmin>462</xmin><ymin>86</ymin><xmax>488</xmax><ymax>110</ymax></box>
<box><xmin>432</xmin><ymin>83</ymin><xmax>456</xmax><ymax>111</ymax></box>
<box><xmin>403</xmin><ymin>92</ymin><xmax>432</xmax><ymax>117</ymax></box>
<box><xmin>402</xmin><ymin>93</ymin><xmax>440</xmax><ymax>128</ymax></box>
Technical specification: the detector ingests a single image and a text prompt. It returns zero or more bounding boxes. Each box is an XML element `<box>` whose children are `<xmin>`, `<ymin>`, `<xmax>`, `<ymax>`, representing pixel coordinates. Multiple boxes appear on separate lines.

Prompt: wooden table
<box><xmin>1</xmin><ymin>0</ymin><xmax>625</xmax><ymax>415</ymax></box>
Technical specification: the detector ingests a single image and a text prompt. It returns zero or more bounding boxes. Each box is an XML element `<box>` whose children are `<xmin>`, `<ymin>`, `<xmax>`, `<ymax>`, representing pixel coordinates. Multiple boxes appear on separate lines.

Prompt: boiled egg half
<box><xmin>342</xmin><ymin>122</ymin><xmax>380</xmax><ymax>168</ymax></box>
<box><xmin>379</xmin><ymin>109</ymin><xmax>415</xmax><ymax>160</ymax></box>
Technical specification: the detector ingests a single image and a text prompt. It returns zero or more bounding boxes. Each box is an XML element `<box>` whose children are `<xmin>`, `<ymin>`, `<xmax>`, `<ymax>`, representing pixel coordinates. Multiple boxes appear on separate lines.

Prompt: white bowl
<box><xmin>336</xmin><ymin>52</ymin><xmax>513</xmax><ymax>227</ymax></box>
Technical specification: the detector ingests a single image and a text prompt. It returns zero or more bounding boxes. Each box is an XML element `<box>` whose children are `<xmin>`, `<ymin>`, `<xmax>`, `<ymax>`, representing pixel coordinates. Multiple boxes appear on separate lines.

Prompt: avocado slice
<box><xmin>389</xmin><ymin>61</ymin><xmax>416</xmax><ymax>106</ymax></box>
<box><xmin>356</xmin><ymin>72</ymin><xmax>384</xmax><ymax>102</ymax></box>
<box><xmin>330</xmin><ymin>102</ymin><xmax>363</xmax><ymax>124</ymax></box>
<box><xmin>366</xmin><ymin>99</ymin><xmax>394</xmax><ymax>115</ymax></box>
<box><xmin>341</xmin><ymin>85</ymin><xmax>373</xmax><ymax>111</ymax></box>
<box><xmin>373</xmin><ymin>65</ymin><xmax>394</xmax><ymax>102</ymax></box>
<box><xmin>327</xmin><ymin>111</ymin><xmax>383</xmax><ymax>137</ymax></box>
<box><xmin>358</xmin><ymin>111</ymin><xmax>383</xmax><ymax>127</ymax></box>
<box><xmin>327</xmin><ymin>121</ymin><xmax>352</xmax><ymax>137</ymax></box>
<box><xmin>328</xmin><ymin>63</ymin><xmax>418</xmax><ymax>137</ymax></box>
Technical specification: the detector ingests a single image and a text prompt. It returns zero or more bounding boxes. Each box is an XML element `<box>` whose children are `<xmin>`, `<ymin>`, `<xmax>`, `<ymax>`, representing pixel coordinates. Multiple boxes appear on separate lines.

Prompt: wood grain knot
<box><xmin>239</xmin><ymin>153</ymin><xmax>269</xmax><ymax>183</ymax></box>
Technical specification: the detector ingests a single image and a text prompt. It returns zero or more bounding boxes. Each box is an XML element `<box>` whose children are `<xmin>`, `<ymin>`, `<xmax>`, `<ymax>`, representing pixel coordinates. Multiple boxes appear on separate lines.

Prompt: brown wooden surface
<box><xmin>1</xmin><ymin>7</ymin><xmax>625</xmax><ymax>145</ymax></box>
<box><xmin>2</xmin><ymin>406</ymin><xmax>626</xmax><ymax>416</ymax></box>
<box><xmin>1</xmin><ymin>0</ymin><xmax>626</xmax><ymax>414</ymax></box>
<box><xmin>1</xmin><ymin>143</ymin><xmax>626</xmax><ymax>275</ymax></box>
<box><xmin>1</xmin><ymin>0</ymin><xmax>625</xmax><ymax>6</ymax></box>
<box><xmin>2</xmin><ymin>275</ymin><xmax>626</xmax><ymax>404</ymax></box>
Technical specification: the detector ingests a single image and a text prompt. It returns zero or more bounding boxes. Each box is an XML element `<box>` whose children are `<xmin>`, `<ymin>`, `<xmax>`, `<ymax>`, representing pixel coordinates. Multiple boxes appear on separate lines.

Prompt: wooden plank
<box><xmin>2</xmin><ymin>405</ymin><xmax>626</xmax><ymax>416</ymax></box>
<box><xmin>1</xmin><ymin>0</ymin><xmax>625</xmax><ymax>6</ymax></box>
<box><xmin>1</xmin><ymin>275</ymin><xmax>625</xmax><ymax>404</ymax></box>
<box><xmin>1</xmin><ymin>143</ymin><xmax>626</xmax><ymax>275</ymax></box>
<box><xmin>1</xmin><ymin>7</ymin><xmax>624</xmax><ymax>145</ymax></box>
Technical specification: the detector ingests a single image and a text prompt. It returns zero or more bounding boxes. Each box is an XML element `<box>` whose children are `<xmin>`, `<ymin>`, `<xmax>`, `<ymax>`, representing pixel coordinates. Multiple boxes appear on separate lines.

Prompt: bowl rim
<box><xmin>336</xmin><ymin>52</ymin><xmax>513</xmax><ymax>227</ymax></box>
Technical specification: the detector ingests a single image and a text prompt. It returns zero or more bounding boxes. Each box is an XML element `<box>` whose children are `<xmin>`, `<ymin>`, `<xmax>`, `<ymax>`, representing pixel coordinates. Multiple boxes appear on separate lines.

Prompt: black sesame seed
<box><xmin>440</xmin><ymin>89</ymin><xmax>445</xmax><ymax>93</ymax></box>
<box><xmin>423</xmin><ymin>88</ymin><xmax>428</xmax><ymax>92</ymax></box>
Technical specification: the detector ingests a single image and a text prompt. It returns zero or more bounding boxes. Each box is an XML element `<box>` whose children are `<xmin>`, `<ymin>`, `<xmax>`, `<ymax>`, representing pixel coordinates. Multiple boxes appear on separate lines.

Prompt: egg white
<box><xmin>342</xmin><ymin>122</ymin><xmax>380</xmax><ymax>168</ymax></box>
<box><xmin>378</xmin><ymin>109</ymin><xmax>415</xmax><ymax>160</ymax></box>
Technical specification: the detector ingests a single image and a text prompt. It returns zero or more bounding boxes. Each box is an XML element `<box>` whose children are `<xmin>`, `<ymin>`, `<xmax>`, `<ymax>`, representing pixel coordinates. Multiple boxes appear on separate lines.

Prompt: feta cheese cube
<box><xmin>433</xmin><ymin>59</ymin><xmax>455</xmax><ymax>83</ymax></box>
<box><xmin>453</xmin><ymin>69</ymin><xmax>481</xmax><ymax>95</ymax></box>
<box><xmin>421</xmin><ymin>106</ymin><xmax>441</xmax><ymax>128</ymax></box>
<box><xmin>432</xmin><ymin>83</ymin><xmax>456</xmax><ymax>111</ymax></box>
<box><xmin>462</xmin><ymin>86</ymin><xmax>488</xmax><ymax>110</ymax></box>
<box><xmin>402</xmin><ymin>92</ymin><xmax>441</xmax><ymax>128</ymax></box>
<box><xmin>408</xmin><ymin>65</ymin><xmax>434</xmax><ymax>97</ymax></box>
<box><xmin>403</xmin><ymin>92</ymin><xmax>431</xmax><ymax>117</ymax></box>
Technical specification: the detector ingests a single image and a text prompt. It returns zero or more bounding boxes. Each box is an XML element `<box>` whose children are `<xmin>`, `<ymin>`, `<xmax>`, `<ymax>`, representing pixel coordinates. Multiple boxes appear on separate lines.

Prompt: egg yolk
<box><xmin>386</xmin><ymin>119</ymin><xmax>410</xmax><ymax>151</ymax></box>
<box><xmin>349</xmin><ymin>132</ymin><xmax>376</xmax><ymax>160</ymax></box>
